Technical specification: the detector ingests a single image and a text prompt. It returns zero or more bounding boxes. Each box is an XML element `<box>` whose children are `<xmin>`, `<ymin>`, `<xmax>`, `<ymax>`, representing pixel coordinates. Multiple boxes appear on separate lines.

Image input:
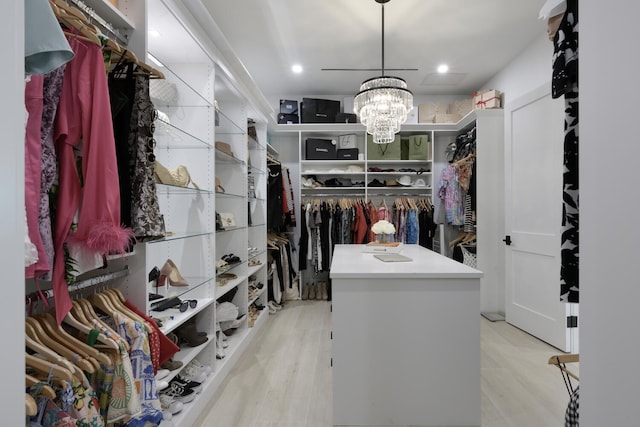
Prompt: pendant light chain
<box><xmin>381</xmin><ymin>2</ymin><xmax>385</xmax><ymax>77</ymax></box>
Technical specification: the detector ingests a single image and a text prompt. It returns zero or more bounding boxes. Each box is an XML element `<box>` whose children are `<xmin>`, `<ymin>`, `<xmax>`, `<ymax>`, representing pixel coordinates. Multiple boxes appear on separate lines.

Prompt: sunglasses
<box><xmin>172</xmin><ymin>299</ymin><xmax>197</xmax><ymax>312</ymax></box>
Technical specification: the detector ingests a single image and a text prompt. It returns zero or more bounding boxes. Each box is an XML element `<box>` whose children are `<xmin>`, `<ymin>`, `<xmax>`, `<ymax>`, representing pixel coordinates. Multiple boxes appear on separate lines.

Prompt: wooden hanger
<box><xmin>25</xmin><ymin>318</ymin><xmax>95</xmax><ymax>374</ymax></box>
<box><xmin>102</xmin><ymin>289</ymin><xmax>151</xmax><ymax>332</ymax></box>
<box><xmin>25</xmin><ymin>374</ymin><xmax>56</xmax><ymax>399</ymax></box>
<box><xmin>35</xmin><ymin>312</ymin><xmax>111</xmax><ymax>366</ymax></box>
<box><xmin>63</xmin><ymin>305</ymin><xmax>119</xmax><ymax>351</ymax></box>
<box><xmin>49</xmin><ymin>1</ymin><xmax>101</xmax><ymax>47</ymax></box>
<box><xmin>25</xmin><ymin>353</ymin><xmax>74</xmax><ymax>385</ymax></box>
<box><xmin>81</xmin><ymin>297</ymin><xmax>131</xmax><ymax>352</ymax></box>
<box><xmin>25</xmin><ymin>394</ymin><xmax>37</xmax><ymax>417</ymax></box>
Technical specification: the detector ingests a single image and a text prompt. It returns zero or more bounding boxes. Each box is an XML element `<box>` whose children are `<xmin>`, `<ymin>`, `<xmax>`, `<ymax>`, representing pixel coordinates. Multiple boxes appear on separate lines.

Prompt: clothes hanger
<box><xmin>82</xmin><ymin>296</ymin><xmax>131</xmax><ymax>351</ymax></box>
<box><xmin>49</xmin><ymin>1</ymin><xmax>102</xmax><ymax>47</ymax></box>
<box><xmin>35</xmin><ymin>312</ymin><xmax>111</xmax><ymax>366</ymax></box>
<box><xmin>102</xmin><ymin>289</ymin><xmax>151</xmax><ymax>331</ymax></box>
<box><xmin>63</xmin><ymin>304</ymin><xmax>119</xmax><ymax>351</ymax></box>
<box><xmin>25</xmin><ymin>318</ymin><xmax>95</xmax><ymax>374</ymax></box>
<box><xmin>26</xmin><ymin>393</ymin><xmax>37</xmax><ymax>416</ymax></box>
<box><xmin>25</xmin><ymin>353</ymin><xmax>74</xmax><ymax>386</ymax></box>
<box><xmin>25</xmin><ymin>374</ymin><xmax>57</xmax><ymax>399</ymax></box>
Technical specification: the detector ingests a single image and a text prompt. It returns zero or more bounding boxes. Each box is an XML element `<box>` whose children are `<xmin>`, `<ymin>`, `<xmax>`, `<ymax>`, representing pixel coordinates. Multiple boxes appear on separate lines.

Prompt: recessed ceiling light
<box><xmin>292</xmin><ymin>64</ymin><xmax>303</xmax><ymax>74</ymax></box>
<box><xmin>437</xmin><ymin>64</ymin><xmax>449</xmax><ymax>74</ymax></box>
<box><xmin>149</xmin><ymin>29</ymin><xmax>161</xmax><ymax>38</ymax></box>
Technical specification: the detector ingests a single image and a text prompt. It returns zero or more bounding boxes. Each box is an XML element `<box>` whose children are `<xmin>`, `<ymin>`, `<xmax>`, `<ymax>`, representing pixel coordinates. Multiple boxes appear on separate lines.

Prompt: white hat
<box><xmin>397</xmin><ymin>175</ymin><xmax>412</xmax><ymax>186</ymax></box>
<box><xmin>413</xmin><ymin>178</ymin><xmax>427</xmax><ymax>187</ymax></box>
<box><xmin>346</xmin><ymin>164</ymin><xmax>364</xmax><ymax>173</ymax></box>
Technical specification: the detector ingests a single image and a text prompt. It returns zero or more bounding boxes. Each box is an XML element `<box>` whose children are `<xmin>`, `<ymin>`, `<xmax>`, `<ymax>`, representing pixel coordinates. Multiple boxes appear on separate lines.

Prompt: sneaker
<box><xmin>159</xmin><ymin>393</ymin><xmax>184</xmax><ymax>414</ymax></box>
<box><xmin>162</xmin><ymin>382</ymin><xmax>196</xmax><ymax>404</ymax></box>
<box><xmin>186</xmin><ymin>359</ymin><xmax>211</xmax><ymax>377</ymax></box>
<box><xmin>172</xmin><ymin>375</ymin><xmax>203</xmax><ymax>394</ymax></box>
<box><xmin>156</xmin><ymin>369</ymin><xmax>171</xmax><ymax>380</ymax></box>
<box><xmin>181</xmin><ymin>363</ymin><xmax>207</xmax><ymax>383</ymax></box>
<box><xmin>157</xmin><ymin>379</ymin><xmax>169</xmax><ymax>391</ymax></box>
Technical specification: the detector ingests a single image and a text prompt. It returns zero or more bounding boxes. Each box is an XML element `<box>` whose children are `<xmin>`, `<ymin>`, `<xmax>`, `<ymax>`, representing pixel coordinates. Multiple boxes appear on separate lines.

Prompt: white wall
<box><xmin>483</xmin><ymin>31</ymin><xmax>554</xmax><ymax>108</ymax></box>
<box><xmin>1</xmin><ymin>1</ymin><xmax>24</xmax><ymax>424</ymax></box>
<box><xmin>581</xmin><ymin>2</ymin><xmax>640</xmax><ymax>425</ymax></box>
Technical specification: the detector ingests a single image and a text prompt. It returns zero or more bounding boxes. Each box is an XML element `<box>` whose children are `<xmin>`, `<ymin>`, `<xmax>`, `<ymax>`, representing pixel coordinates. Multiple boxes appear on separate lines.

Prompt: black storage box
<box><xmin>301</xmin><ymin>98</ymin><xmax>340</xmax><ymax>123</ymax></box>
<box><xmin>306</xmin><ymin>138</ymin><xmax>337</xmax><ymax>160</ymax></box>
<box><xmin>336</xmin><ymin>112</ymin><xmax>357</xmax><ymax>123</ymax></box>
<box><xmin>278</xmin><ymin>113</ymin><xmax>299</xmax><ymax>124</ymax></box>
<box><xmin>337</xmin><ymin>148</ymin><xmax>359</xmax><ymax>160</ymax></box>
<box><xmin>279</xmin><ymin>99</ymin><xmax>298</xmax><ymax>114</ymax></box>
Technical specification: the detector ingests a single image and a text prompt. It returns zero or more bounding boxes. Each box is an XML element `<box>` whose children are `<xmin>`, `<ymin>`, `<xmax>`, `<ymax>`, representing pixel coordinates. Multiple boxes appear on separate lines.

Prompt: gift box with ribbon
<box><xmin>473</xmin><ymin>89</ymin><xmax>502</xmax><ymax>110</ymax></box>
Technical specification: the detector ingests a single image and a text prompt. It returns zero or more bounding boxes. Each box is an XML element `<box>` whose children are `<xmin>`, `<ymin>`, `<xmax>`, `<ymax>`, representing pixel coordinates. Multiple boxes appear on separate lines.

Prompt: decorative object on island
<box><xmin>371</xmin><ymin>219</ymin><xmax>396</xmax><ymax>243</ymax></box>
<box><xmin>353</xmin><ymin>0</ymin><xmax>414</xmax><ymax>144</ymax></box>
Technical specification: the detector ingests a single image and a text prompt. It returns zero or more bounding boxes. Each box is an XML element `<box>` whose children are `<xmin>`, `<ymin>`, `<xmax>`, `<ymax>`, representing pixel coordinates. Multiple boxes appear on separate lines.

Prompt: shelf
<box><xmin>248</xmin><ymin>223</ymin><xmax>266</xmax><ymax>228</ymax></box>
<box><xmin>367</xmin><ymin>160</ymin><xmax>431</xmax><ymax>165</ymax></box>
<box><xmin>215</xmin><ymin>110</ymin><xmax>246</xmax><ymax>135</ymax></box>
<box><xmin>216</xmin><ymin>225</ymin><xmax>246</xmax><ymax>234</ymax></box>
<box><xmin>216</xmin><ymin>275</ymin><xmax>245</xmax><ymax>299</ymax></box>
<box><xmin>302</xmin><ymin>171</ymin><xmax>366</xmax><ymax>176</ymax></box>
<box><xmin>155</xmin><ymin>119</ymin><xmax>213</xmax><ymax>149</ymax></box>
<box><xmin>155</xmin><ymin>297</ymin><xmax>215</xmax><ymax>335</ymax></box>
<box><xmin>250</xmin><ymin>307</ymin><xmax>269</xmax><ymax>329</ymax></box>
<box><xmin>156</xmin><ymin>183</ymin><xmax>212</xmax><ymax>195</ymax></box>
<box><xmin>248</xmin><ymin>249</ymin><xmax>266</xmax><ymax>259</ymax></box>
<box><xmin>248</xmin><ymin>137</ymin><xmax>265</xmax><ymax>151</ymax></box>
<box><xmin>151</xmin><ymin>276</ymin><xmax>214</xmax><ymax>301</ymax></box>
<box><xmin>147</xmin><ymin>231</ymin><xmax>212</xmax><ymax>243</ymax></box>
<box><xmin>249</xmin><ymin>165</ymin><xmax>266</xmax><ymax>175</ymax></box>
<box><xmin>215</xmin><ymin>191</ymin><xmax>245</xmax><ymax>199</ymax></box>
<box><xmin>215</xmin><ymin>326</ymin><xmax>250</xmax><ymax>371</ymax></box>
<box><xmin>148</xmin><ymin>61</ymin><xmax>213</xmax><ymax>108</ymax></box>
<box><xmin>216</xmin><ymin>260</ymin><xmax>245</xmax><ymax>276</ymax></box>
<box><xmin>301</xmin><ymin>186</ymin><xmax>366</xmax><ymax>191</ymax></box>
<box><xmin>266</xmin><ymin>144</ymin><xmax>279</xmax><ymax>156</ymax></box>
<box><xmin>247</xmin><ymin>262</ymin><xmax>265</xmax><ymax>277</ymax></box>
<box><xmin>165</xmin><ymin>336</ymin><xmax>215</xmax><ymax>384</ymax></box>
<box><xmin>215</xmin><ymin>149</ymin><xmax>245</xmax><ymax>165</ymax></box>
<box><xmin>367</xmin><ymin>171</ymin><xmax>432</xmax><ymax>175</ymax></box>
<box><xmin>301</xmin><ymin>160</ymin><xmax>366</xmax><ymax>165</ymax></box>
<box><xmin>275</xmin><ymin>123</ymin><xmax>365</xmax><ymax>134</ymax></box>
<box><xmin>248</xmin><ymin>288</ymin><xmax>266</xmax><ymax>306</ymax></box>
<box><xmin>367</xmin><ymin>186</ymin><xmax>433</xmax><ymax>192</ymax></box>
<box><xmin>248</xmin><ymin>196</ymin><xmax>266</xmax><ymax>202</ymax></box>
<box><xmin>82</xmin><ymin>0</ymin><xmax>136</xmax><ymax>30</ymax></box>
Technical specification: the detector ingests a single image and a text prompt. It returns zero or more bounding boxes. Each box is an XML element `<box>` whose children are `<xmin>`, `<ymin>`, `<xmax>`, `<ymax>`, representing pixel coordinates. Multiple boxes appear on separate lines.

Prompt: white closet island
<box><xmin>330</xmin><ymin>244</ymin><xmax>482</xmax><ymax>427</ymax></box>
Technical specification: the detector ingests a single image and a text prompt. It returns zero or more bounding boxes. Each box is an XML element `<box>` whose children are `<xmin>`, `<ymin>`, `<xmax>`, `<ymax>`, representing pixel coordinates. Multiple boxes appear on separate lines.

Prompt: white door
<box><xmin>504</xmin><ymin>83</ymin><xmax>578</xmax><ymax>353</ymax></box>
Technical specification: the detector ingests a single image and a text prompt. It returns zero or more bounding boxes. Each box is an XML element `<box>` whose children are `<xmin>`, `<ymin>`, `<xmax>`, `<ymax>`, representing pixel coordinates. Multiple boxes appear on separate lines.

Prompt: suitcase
<box><xmin>305</xmin><ymin>138</ymin><xmax>337</xmax><ymax>160</ymax></box>
<box><xmin>301</xmin><ymin>98</ymin><xmax>340</xmax><ymax>123</ymax></box>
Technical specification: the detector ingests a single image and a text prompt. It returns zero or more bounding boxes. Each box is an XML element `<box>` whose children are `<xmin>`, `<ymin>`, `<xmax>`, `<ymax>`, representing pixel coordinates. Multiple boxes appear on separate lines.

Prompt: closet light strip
<box><xmin>25</xmin><ymin>267</ymin><xmax>129</xmax><ymax>303</ymax></box>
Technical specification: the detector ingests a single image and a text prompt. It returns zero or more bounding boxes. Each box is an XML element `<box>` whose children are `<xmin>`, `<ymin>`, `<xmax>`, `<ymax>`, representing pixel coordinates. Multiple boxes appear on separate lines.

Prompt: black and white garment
<box><xmin>552</xmin><ymin>0</ymin><xmax>579</xmax><ymax>303</ymax></box>
<box><xmin>564</xmin><ymin>386</ymin><xmax>579</xmax><ymax>427</ymax></box>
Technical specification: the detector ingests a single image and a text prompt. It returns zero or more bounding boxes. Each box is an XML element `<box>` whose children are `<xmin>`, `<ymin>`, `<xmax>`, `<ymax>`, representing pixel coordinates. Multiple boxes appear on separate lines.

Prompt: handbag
<box><xmin>366</xmin><ymin>134</ymin><xmax>401</xmax><ymax>160</ymax></box>
<box><xmin>218</xmin><ymin>212</ymin><xmax>236</xmax><ymax>228</ymax></box>
<box><xmin>215</xmin><ymin>141</ymin><xmax>234</xmax><ymax>157</ymax></box>
<box><xmin>408</xmin><ymin>134</ymin><xmax>430</xmax><ymax>160</ymax></box>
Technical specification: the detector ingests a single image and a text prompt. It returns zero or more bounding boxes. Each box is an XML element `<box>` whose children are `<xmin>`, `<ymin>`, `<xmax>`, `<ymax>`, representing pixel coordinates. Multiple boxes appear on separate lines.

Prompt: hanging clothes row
<box><xmin>267</xmin><ymin>232</ymin><xmax>295</xmax><ymax>305</ymax></box>
<box><xmin>267</xmin><ymin>158</ymin><xmax>296</xmax><ymax>231</ymax></box>
<box><xmin>24</xmin><ymin>0</ymin><xmax>166</xmax><ymax>324</ymax></box>
<box><xmin>298</xmin><ymin>197</ymin><xmax>437</xmax><ymax>275</ymax></box>
<box><xmin>25</xmin><ymin>287</ymin><xmax>181</xmax><ymax>426</ymax></box>
<box><xmin>437</xmin><ymin>126</ymin><xmax>477</xmax><ymax>232</ymax></box>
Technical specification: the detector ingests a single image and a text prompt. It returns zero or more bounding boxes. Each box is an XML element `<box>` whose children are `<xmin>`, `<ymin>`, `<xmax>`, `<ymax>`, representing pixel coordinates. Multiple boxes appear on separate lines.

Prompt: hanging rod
<box><xmin>65</xmin><ymin>0</ymin><xmax>129</xmax><ymax>46</ymax></box>
<box><xmin>25</xmin><ymin>266</ymin><xmax>129</xmax><ymax>304</ymax></box>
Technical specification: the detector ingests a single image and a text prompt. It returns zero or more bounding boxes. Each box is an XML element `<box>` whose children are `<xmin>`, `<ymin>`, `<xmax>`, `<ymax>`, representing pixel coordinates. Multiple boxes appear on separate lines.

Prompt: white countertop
<box><xmin>329</xmin><ymin>244</ymin><xmax>483</xmax><ymax>279</ymax></box>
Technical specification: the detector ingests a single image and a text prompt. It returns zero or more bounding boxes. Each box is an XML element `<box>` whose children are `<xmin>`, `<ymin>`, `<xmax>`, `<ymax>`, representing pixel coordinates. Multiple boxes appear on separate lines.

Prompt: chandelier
<box><xmin>354</xmin><ymin>0</ymin><xmax>413</xmax><ymax>144</ymax></box>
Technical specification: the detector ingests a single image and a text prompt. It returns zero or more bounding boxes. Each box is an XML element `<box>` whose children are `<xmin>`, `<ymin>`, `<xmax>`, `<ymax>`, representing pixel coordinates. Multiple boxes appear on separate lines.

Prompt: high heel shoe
<box><xmin>160</xmin><ymin>259</ymin><xmax>189</xmax><ymax>287</ymax></box>
<box><xmin>154</xmin><ymin>161</ymin><xmax>200</xmax><ymax>189</ymax></box>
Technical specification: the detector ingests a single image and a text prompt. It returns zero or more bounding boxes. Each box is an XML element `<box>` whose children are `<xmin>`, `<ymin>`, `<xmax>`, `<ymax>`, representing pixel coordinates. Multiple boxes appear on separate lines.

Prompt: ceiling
<box><xmin>199</xmin><ymin>0</ymin><xmax>547</xmax><ymax>99</ymax></box>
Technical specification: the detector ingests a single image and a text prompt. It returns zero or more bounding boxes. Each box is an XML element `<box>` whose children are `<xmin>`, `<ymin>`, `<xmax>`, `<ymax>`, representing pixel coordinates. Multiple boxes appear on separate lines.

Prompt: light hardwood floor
<box><xmin>196</xmin><ymin>300</ymin><xmax>576</xmax><ymax>427</ymax></box>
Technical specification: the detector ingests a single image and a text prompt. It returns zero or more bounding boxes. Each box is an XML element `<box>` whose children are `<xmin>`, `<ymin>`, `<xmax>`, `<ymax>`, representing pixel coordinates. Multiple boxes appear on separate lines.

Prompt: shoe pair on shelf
<box><xmin>149</xmin><ymin>259</ymin><xmax>189</xmax><ymax>287</ymax></box>
<box><xmin>174</xmin><ymin>318</ymin><xmax>208</xmax><ymax>347</ymax></box>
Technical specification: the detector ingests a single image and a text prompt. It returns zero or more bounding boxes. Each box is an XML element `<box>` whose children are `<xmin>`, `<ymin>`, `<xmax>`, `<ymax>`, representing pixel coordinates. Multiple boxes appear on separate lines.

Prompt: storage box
<box><xmin>337</xmin><ymin>148</ymin><xmax>359</xmax><ymax>160</ymax></box>
<box><xmin>277</xmin><ymin>113</ymin><xmax>299</xmax><ymax>124</ymax></box>
<box><xmin>405</xmin><ymin>107</ymin><xmax>418</xmax><ymax>124</ymax></box>
<box><xmin>280</xmin><ymin>99</ymin><xmax>298</xmax><ymax>114</ymax></box>
<box><xmin>474</xmin><ymin>89</ymin><xmax>502</xmax><ymax>109</ymax></box>
<box><xmin>338</xmin><ymin>134</ymin><xmax>357</xmax><ymax>149</ymax></box>
<box><xmin>343</xmin><ymin>96</ymin><xmax>355</xmax><ymax>114</ymax></box>
<box><xmin>418</xmin><ymin>102</ymin><xmax>447</xmax><ymax>123</ymax></box>
<box><xmin>306</xmin><ymin>138</ymin><xmax>337</xmax><ymax>160</ymax></box>
<box><xmin>301</xmin><ymin>98</ymin><xmax>341</xmax><ymax>123</ymax></box>
<box><xmin>435</xmin><ymin>113</ymin><xmax>462</xmax><ymax>123</ymax></box>
<box><xmin>449</xmin><ymin>99</ymin><xmax>474</xmax><ymax>117</ymax></box>
<box><xmin>336</xmin><ymin>112</ymin><xmax>357</xmax><ymax>123</ymax></box>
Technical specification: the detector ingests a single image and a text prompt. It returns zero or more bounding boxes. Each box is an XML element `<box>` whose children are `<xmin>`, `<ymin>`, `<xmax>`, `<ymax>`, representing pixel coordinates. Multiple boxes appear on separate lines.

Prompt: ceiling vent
<box><xmin>420</xmin><ymin>72</ymin><xmax>467</xmax><ymax>86</ymax></box>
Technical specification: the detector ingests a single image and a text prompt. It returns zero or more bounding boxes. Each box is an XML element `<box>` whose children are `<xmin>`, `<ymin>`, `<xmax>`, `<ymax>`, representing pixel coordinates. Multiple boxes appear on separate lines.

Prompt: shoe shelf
<box><xmin>216</xmin><ymin>276</ymin><xmax>245</xmax><ymax>299</ymax></box>
<box><xmin>154</xmin><ymin>119</ymin><xmax>213</xmax><ymax>150</ymax></box>
<box><xmin>215</xmin><ymin>191</ymin><xmax>245</xmax><ymax>200</ymax></box>
<box><xmin>301</xmin><ymin>160</ymin><xmax>366</xmax><ymax>166</ymax></box>
<box><xmin>301</xmin><ymin>186</ymin><xmax>366</xmax><ymax>192</ymax></box>
<box><xmin>248</xmin><ymin>288</ymin><xmax>266</xmax><ymax>307</ymax></box>
<box><xmin>248</xmin><ymin>136</ymin><xmax>265</xmax><ymax>151</ymax></box>
<box><xmin>156</xmin><ymin>183</ymin><xmax>213</xmax><ymax>195</ymax></box>
<box><xmin>367</xmin><ymin>171</ymin><xmax>433</xmax><ymax>176</ymax></box>
<box><xmin>216</xmin><ymin>260</ymin><xmax>245</xmax><ymax>276</ymax></box>
<box><xmin>152</xmin><ymin>276</ymin><xmax>214</xmax><ymax>301</ymax></box>
<box><xmin>302</xmin><ymin>171</ymin><xmax>366</xmax><ymax>176</ymax></box>
<box><xmin>216</xmin><ymin>225</ymin><xmax>245</xmax><ymax>234</ymax></box>
<box><xmin>248</xmin><ymin>196</ymin><xmax>266</xmax><ymax>202</ymax></box>
<box><xmin>367</xmin><ymin>160</ymin><xmax>432</xmax><ymax>165</ymax></box>
<box><xmin>154</xmin><ymin>297</ymin><xmax>216</xmax><ymax>335</ymax></box>
<box><xmin>249</xmin><ymin>164</ymin><xmax>266</xmax><ymax>175</ymax></box>
<box><xmin>247</xmin><ymin>262</ymin><xmax>265</xmax><ymax>278</ymax></box>
<box><xmin>165</xmin><ymin>335</ymin><xmax>215</xmax><ymax>384</ymax></box>
<box><xmin>367</xmin><ymin>186</ymin><xmax>433</xmax><ymax>192</ymax></box>
<box><xmin>147</xmin><ymin>231</ymin><xmax>213</xmax><ymax>243</ymax></box>
<box><xmin>148</xmin><ymin>58</ymin><xmax>213</xmax><ymax>109</ymax></box>
<box><xmin>215</xmin><ymin>326</ymin><xmax>250</xmax><ymax>371</ymax></box>
<box><xmin>215</xmin><ymin>148</ymin><xmax>245</xmax><ymax>165</ymax></box>
<box><xmin>215</xmin><ymin>108</ymin><xmax>246</xmax><ymax>136</ymax></box>
<box><xmin>251</xmin><ymin>307</ymin><xmax>269</xmax><ymax>329</ymax></box>
<box><xmin>248</xmin><ymin>222</ymin><xmax>266</xmax><ymax>228</ymax></box>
